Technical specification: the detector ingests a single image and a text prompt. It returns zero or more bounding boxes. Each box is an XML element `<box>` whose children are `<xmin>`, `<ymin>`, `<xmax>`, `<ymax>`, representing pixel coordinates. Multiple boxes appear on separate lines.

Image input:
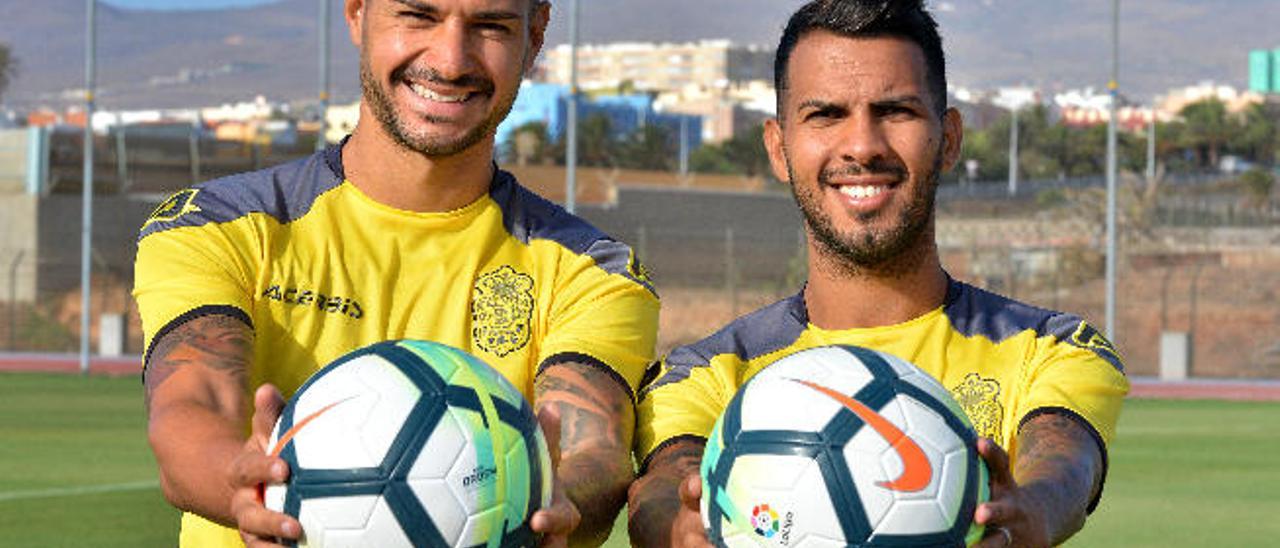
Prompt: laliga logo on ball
<box><xmin>700</xmin><ymin>345</ymin><xmax>990</xmax><ymax>547</ymax></box>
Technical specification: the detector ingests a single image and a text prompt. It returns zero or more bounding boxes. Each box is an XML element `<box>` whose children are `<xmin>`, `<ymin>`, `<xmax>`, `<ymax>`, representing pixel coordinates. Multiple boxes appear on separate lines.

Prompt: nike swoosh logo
<box><xmin>258</xmin><ymin>397</ymin><xmax>353</xmax><ymax>505</ymax></box>
<box><xmin>269</xmin><ymin>396</ymin><xmax>355</xmax><ymax>458</ymax></box>
<box><xmin>793</xmin><ymin>379</ymin><xmax>932</xmax><ymax>492</ymax></box>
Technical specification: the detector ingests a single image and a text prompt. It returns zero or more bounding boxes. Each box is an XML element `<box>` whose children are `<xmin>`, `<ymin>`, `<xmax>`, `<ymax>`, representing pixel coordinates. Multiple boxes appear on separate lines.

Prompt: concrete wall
<box><xmin>0</xmin><ymin>194</ymin><xmax>38</xmax><ymax>303</ymax></box>
<box><xmin>0</xmin><ymin>129</ymin><xmax>29</xmax><ymax>193</ymax></box>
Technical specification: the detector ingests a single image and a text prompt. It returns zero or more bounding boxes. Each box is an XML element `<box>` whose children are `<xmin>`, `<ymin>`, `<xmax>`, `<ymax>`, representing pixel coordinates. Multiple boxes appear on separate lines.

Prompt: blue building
<box><xmin>497</xmin><ymin>82</ymin><xmax>702</xmax><ymax>156</ymax></box>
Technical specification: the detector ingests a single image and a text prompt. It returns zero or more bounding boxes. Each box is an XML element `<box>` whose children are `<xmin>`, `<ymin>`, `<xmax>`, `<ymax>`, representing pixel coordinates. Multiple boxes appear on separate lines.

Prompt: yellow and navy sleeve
<box><xmin>134</xmin><ymin>189</ymin><xmax>261</xmax><ymax>366</ymax></box>
<box><xmin>134</xmin><ymin>149</ymin><xmax>344</xmax><ymax>370</ymax></box>
<box><xmin>635</xmin><ymin>295</ymin><xmax>807</xmax><ymax>468</ymax></box>
<box><xmin>490</xmin><ymin>175</ymin><xmax>660</xmax><ymax>398</ymax></box>
<box><xmin>1019</xmin><ymin>313</ymin><xmax>1129</xmax><ymax>447</ymax></box>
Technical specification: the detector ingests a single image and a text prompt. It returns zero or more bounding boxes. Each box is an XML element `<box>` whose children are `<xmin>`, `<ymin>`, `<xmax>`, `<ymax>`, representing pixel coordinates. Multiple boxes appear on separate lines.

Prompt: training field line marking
<box><xmin>0</xmin><ymin>480</ymin><xmax>159</xmax><ymax>502</ymax></box>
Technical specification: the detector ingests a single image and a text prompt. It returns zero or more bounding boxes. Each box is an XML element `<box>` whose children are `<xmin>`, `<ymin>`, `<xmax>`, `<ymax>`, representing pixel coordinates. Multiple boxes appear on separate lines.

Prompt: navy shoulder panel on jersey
<box><xmin>640</xmin><ymin>293</ymin><xmax>808</xmax><ymax>398</ymax></box>
<box><xmin>138</xmin><ymin>140</ymin><xmax>346</xmax><ymax>240</ymax></box>
<box><xmin>945</xmin><ymin>278</ymin><xmax>1124</xmax><ymax>372</ymax></box>
<box><xmin>489</xmin><ymin>169</ymin><xmax>655</xmax><ymax>295</ymax></box>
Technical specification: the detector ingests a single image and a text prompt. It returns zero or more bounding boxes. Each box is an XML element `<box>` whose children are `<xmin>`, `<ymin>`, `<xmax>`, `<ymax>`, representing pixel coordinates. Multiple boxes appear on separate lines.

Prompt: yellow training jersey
<box><xmin>134</xmin><ymin>141</ymin><xmax>659</xmax><ymax>547</ymax></box>
<box><xmin>637</xmin><ymin>278</ymin><xmax>1127</xmax><ymax>511</ymax></box>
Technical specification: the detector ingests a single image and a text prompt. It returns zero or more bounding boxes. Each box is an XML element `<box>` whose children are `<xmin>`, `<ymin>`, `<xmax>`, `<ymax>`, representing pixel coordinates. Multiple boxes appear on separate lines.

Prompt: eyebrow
<box><xmin>391</xmin><ymin>0</ymin><xmax>437</xmax><ymax>12</ymax></box>
<box><xmin>873</xmin><ymin>95</ymin><xmax>929</xmax><ymax>109</ymax></box>
<box><xmin>390</xmin><ymin>0</ymin><xmax>521</xmax><ymax>21</ymax></box>
<box><xmin>796</xmin><ymin>99</ymin><xmax>845</xmax><ymax>113</ymax></box>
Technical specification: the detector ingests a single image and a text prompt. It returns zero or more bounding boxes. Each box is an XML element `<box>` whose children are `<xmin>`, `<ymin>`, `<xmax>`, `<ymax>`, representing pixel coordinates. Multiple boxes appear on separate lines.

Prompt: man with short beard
<box><xmin>134</xmin><ymin>1</ymin><xmax>658</xmax><ymax>547</ymax></box>
<box><xmin>627</xmin><ymin>2</ymin><xmax>1128</xmax><ymax>547</ymax></box>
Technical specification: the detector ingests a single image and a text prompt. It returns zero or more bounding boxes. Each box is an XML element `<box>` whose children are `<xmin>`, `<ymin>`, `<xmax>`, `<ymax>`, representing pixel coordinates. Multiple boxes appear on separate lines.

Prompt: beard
<box><xmin>788</xmin><ymin>151</ymin><xmax>942</xmax><ymax>276</ymax></box>
<box><xmin>359</xmin><ymin>52</ymin><xmax>519</xmax><ymax>158</ymax></box>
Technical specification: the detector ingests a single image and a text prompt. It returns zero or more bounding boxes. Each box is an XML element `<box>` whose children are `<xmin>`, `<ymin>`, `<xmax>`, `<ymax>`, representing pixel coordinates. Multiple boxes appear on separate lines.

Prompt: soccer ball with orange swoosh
<box><xmin>700</xmin><ymin>345</ymin><xmax>989</xmax><ymax>547</ymax></box>
<box><xmin>263</xmin><ymin>340</ymin><xmax>552</xmax><ymax>547</ymax></box>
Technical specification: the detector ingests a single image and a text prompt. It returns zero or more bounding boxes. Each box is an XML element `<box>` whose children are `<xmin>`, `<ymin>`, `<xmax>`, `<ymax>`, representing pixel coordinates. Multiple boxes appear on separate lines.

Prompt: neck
<box><xmin>342</xmin><ymin>104</ymin><xmax>496</xmax><ymax>213</ymax></box>
<box><xmin>802</xmin><ymin>228</ymin><xmax>948</xmax><ymax>330</ymax></box>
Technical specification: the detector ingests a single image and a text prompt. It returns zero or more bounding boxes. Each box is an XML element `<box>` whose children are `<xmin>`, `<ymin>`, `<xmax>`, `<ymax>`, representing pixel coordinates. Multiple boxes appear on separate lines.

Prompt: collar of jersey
<box><xmin>799</xmin><ymin>273</ymin><xmax>959</xmax><ymax>337</ymax></box>
<box><xmin>339</xmin><ymin>179</ymin><xmax>493</xmax><ymax>225</ymax></box>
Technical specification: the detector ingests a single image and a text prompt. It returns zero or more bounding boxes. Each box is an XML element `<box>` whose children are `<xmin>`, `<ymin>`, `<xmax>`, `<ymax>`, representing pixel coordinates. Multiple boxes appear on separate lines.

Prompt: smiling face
<box><xmin>765</xmin><ymin>31</ymin><xmax>961</xmax><ymax>274</ymax></box>
<box><xmin>348</xmin><ymin>0</ymin><xmax>548</xmax><ymax>157</ymax></box>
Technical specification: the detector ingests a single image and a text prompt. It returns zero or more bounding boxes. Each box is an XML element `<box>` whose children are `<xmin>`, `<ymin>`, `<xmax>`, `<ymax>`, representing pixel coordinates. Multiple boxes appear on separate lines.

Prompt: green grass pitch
<box><xmin>2</xmin><ymin>372</ymin><xmax>1276</xmax><ymax>547</ymax></box>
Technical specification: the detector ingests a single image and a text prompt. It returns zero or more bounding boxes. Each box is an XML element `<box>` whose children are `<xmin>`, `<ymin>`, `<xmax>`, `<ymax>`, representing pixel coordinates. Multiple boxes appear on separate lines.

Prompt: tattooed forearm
<box><xmin>627</xmin><ymin>440</ymin><xmax>704</xmax><ymax>548</ymax></box>
<box><xmin>1014</xmin><ymin>412</ymin><xmax>1104</xmax><ymax>545</ymax></box>
<box><xmin>144</xmin><ymin>314</ymin><xmax>253</xmax><ymax>412</ymax></box>
<box><xmin>535</xmin><ymin>362</ymin><xmax>635</xmax><ymax>546</ymax></box>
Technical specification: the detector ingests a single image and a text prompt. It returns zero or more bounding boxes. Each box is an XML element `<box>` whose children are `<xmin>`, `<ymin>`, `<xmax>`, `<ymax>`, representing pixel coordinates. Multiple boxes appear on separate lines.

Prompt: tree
<box><xmin>618</xmin><ymin>124</ymin><xmax>676</xmax><ymax>171</ymax></box>
<box><xmin>687</xmin><ymin>125</ymin><xmax>772</xmax><ymax>179</ymax></box>
<box><xmin>1179</xmin><ymin>99</ymin><xmax>1235</xmax><ymax>169</ymax></box>
<box><xmin>503</xmin><ymin>121</ymin><xmax>556</xmax><ymax>166</ymax></box>
<box><xmin>0</xmin><ymin>42</ymin><xmax>16</xmax><ymax>103</ymax></box>
<box><xmin>1232</xmin><ymin>103</ymin><xmax>1279</xmax><ymax>168</ymax></box>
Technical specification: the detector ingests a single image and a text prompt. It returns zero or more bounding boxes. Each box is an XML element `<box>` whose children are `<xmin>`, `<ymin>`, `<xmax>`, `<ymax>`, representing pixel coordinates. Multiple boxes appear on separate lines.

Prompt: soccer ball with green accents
<box><xmin>265</xmin><ymin>340</ymin><xmax>552</xmax><ymax>547</ymax></box>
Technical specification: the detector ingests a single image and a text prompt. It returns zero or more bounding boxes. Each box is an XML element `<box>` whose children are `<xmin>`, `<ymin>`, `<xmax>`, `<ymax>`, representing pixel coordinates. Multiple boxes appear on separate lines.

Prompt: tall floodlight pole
<box><xmin>1008</xmin><ymin>105</ymin><xmax>1019</xmax><ymax>196</ymax></box>
<box><xmin>80</xmin><ymin>0</ymin><xmax>97</xmax><ymax>376</ymax></box>
<box><xmin>565</xmin><ymin>0</ymin><xmax>580</xmax><ymax>213</ymax></box>
<box><xmin>317</xmin><ymin>0</ymin><xmax>331</xmax><ymax>151</ymax></box>
<box><xmin>1104</xmin><ymin>0</ymin><xmax>1120</xmax><ymax>341</ymax></box>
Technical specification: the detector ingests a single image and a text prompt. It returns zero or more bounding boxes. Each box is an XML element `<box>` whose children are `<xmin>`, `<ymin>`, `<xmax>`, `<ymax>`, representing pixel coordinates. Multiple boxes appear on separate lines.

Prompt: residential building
<box><xmin>540</xmin><ymin>40</ymin><xmax>774</xmax><ymax>94</ymax></box>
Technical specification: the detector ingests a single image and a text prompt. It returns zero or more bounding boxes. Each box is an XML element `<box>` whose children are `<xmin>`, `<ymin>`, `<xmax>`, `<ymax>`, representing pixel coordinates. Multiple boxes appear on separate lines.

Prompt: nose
<box><xmin>834</xmin><ymin>111</ymin><xmax>891</xmax><ymax>168</ymax></box>
<box><xmin>429</xmin><ymin>18</ymin><xmax>478</xmax><ymax>82</ymax></box>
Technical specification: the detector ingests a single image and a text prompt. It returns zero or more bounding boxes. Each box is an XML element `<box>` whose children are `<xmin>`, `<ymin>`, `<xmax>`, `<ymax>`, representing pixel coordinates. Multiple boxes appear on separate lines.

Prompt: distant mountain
<box><xmin>3</xmin><ymin>0</ymin><xmax>1277</xmax><ymax>110</ymax></box>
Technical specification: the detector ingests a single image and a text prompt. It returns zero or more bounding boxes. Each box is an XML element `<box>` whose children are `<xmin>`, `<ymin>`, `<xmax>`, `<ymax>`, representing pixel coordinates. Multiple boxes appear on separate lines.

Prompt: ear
<box><xmin>345</xmin><ymin>0</ymin><xmax>366</xmax><ymax>48</ymax></box>
<box><xmin>763</xmin><ymin>117</ymin><xmax>791</xmax><ymax>185</ymax></box>
<box><xmin>940</xmin><ymin>107</ymin><xmax>964</xmax><ymax>172</ymax></box>
<box><xmin>524</xmin><ymin>1</ymin><xmax>552</xmax><ymax>73</ymax></box>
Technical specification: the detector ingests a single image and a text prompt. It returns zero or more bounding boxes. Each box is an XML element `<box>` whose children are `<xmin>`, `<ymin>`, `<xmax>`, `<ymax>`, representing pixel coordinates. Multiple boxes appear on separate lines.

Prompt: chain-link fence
<box><xmin>2</xmin><ymin>130</ymin><xmax>1278</xmax><ymax>380</ymax></box>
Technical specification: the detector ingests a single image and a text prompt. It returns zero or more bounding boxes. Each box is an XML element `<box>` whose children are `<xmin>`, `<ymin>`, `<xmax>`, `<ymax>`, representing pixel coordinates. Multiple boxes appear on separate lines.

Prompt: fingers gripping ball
<box><xmin>700</xmin><ymin>345</ymin><xmax>990</xmax><ymax>547</ymax></box>
<box><xmin>264</xmin><ymin>340</ymin><xmax>553</xmax><ymax>548</ymax></box>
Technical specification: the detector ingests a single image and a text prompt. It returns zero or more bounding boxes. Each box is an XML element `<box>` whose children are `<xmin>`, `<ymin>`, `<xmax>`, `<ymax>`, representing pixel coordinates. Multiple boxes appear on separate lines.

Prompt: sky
<box><xmin>101</xmin><ymin>0</ymin><xmax>275</xmax><ymax>10</ymax></box>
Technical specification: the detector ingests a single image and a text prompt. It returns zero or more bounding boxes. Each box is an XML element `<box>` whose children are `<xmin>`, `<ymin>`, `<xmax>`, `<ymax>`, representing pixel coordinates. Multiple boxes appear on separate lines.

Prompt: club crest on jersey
<box><xmin>145</xmin><ymin>189</ymin><xmax>201</xmax><ymax>226</ymax></box>
<box><xmin>471</xmin><ymin>266</ymin><xmax>535</xmax><ymax>357</ymax></box>
<box><xmin>949</xmin><ymin>373</ymin><xmax>1003</xmax><ymax>441</ymax></box>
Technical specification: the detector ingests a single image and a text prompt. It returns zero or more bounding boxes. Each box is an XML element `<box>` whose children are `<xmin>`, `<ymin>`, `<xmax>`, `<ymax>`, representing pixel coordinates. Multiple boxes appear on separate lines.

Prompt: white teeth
<box><xmin>838</xmin><ymin>185</ymin><xmax>886</xmax><ymax>200</ymax></box>
<box><xmin>410</xmin><ymin>82</ymin><xmax>468</xmax><ymax>103</ymax></box>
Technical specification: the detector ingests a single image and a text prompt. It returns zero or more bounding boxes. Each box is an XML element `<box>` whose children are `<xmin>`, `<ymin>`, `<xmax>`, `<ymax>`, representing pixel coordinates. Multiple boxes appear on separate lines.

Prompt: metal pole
<box><xmin>80</xmin><ymin>0</ymin><xmax>97</xmax><ymax>375</ymax></box>
<box><xmin>189</xmin><ymin>121</ymin><xmax>201</xmax><ymax>185</ymax></box>
<box><xmin>1146</xmin><ymin>110</ymin><xmax>1156</xmax><ymax>182</ymax></box>
<box><xmin>679</xmin><ymin>116</ymin><xmax>689</xmax><ymax>177</ymax></box>
<box><xmin>1008</xmin><ymin>106</ymin><xmax>1019</xmax><ymax>196</ymax></box>
<box><xmin>565</xmin><ymin>0</ymin><xmax>580</xmax><ymax>214</ymax></box>
<box><xmin>9</xmin><ymin>251</ymin><xmax>24</xmax><ymax>352</ymax></box>
<box><xmin>1104</xmin><ymin>0</ymin><xmax>1120</xmax><ymax>342</ymax></box>
<box><xmin>317</xmin><ymin>0</ymin><xmax>331</xmax><ymax>151</ymax></box>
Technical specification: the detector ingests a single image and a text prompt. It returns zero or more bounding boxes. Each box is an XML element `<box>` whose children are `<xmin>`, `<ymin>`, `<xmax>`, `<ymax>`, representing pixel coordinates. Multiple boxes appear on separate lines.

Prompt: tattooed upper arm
<box><xmin>143</xmin><ymin>313</ymin><xmax>253</xmax><ymax>414</ymax></box>
<box><xmin>1014</xmin><ymin>410</ymin><xmax>1105</xmax><ymax>542</ymax></box>
<box><xmin>533</xmin><ymin>361</ymin><xmax>635</xmax><ymax>454</ymax></box>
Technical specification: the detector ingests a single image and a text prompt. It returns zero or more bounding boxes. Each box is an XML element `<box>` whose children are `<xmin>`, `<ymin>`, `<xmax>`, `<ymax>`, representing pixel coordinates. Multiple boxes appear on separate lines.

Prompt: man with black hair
<box><xmin>136</xmin><ymin>1</ymin><xmax>658</xmax><ymax>547</ymax></box>
<box><xmin>627</xmin><ymin>1</ymin><xmax>1127</xmax><ymax>547</ymax></box>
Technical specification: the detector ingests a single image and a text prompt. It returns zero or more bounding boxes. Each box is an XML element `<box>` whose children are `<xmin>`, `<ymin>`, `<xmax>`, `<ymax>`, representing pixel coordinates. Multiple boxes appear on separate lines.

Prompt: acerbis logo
<box><xmin>750</xmin><ymin>504</ymin><xmax>780</xmax><ymax>538</ymax></box>
<box><xmin>793</xmin><ymin>379</ymin><xmax>933</xmax><ymax>493</ymax></box>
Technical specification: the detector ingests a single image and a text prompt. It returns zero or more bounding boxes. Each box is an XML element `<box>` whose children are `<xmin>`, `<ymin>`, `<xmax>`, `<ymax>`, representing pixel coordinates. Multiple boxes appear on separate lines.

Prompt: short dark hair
<box><xmin>774</xmin><ymin>0</ymin><xmax>948</xmax><ymax>115</ymax></box>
